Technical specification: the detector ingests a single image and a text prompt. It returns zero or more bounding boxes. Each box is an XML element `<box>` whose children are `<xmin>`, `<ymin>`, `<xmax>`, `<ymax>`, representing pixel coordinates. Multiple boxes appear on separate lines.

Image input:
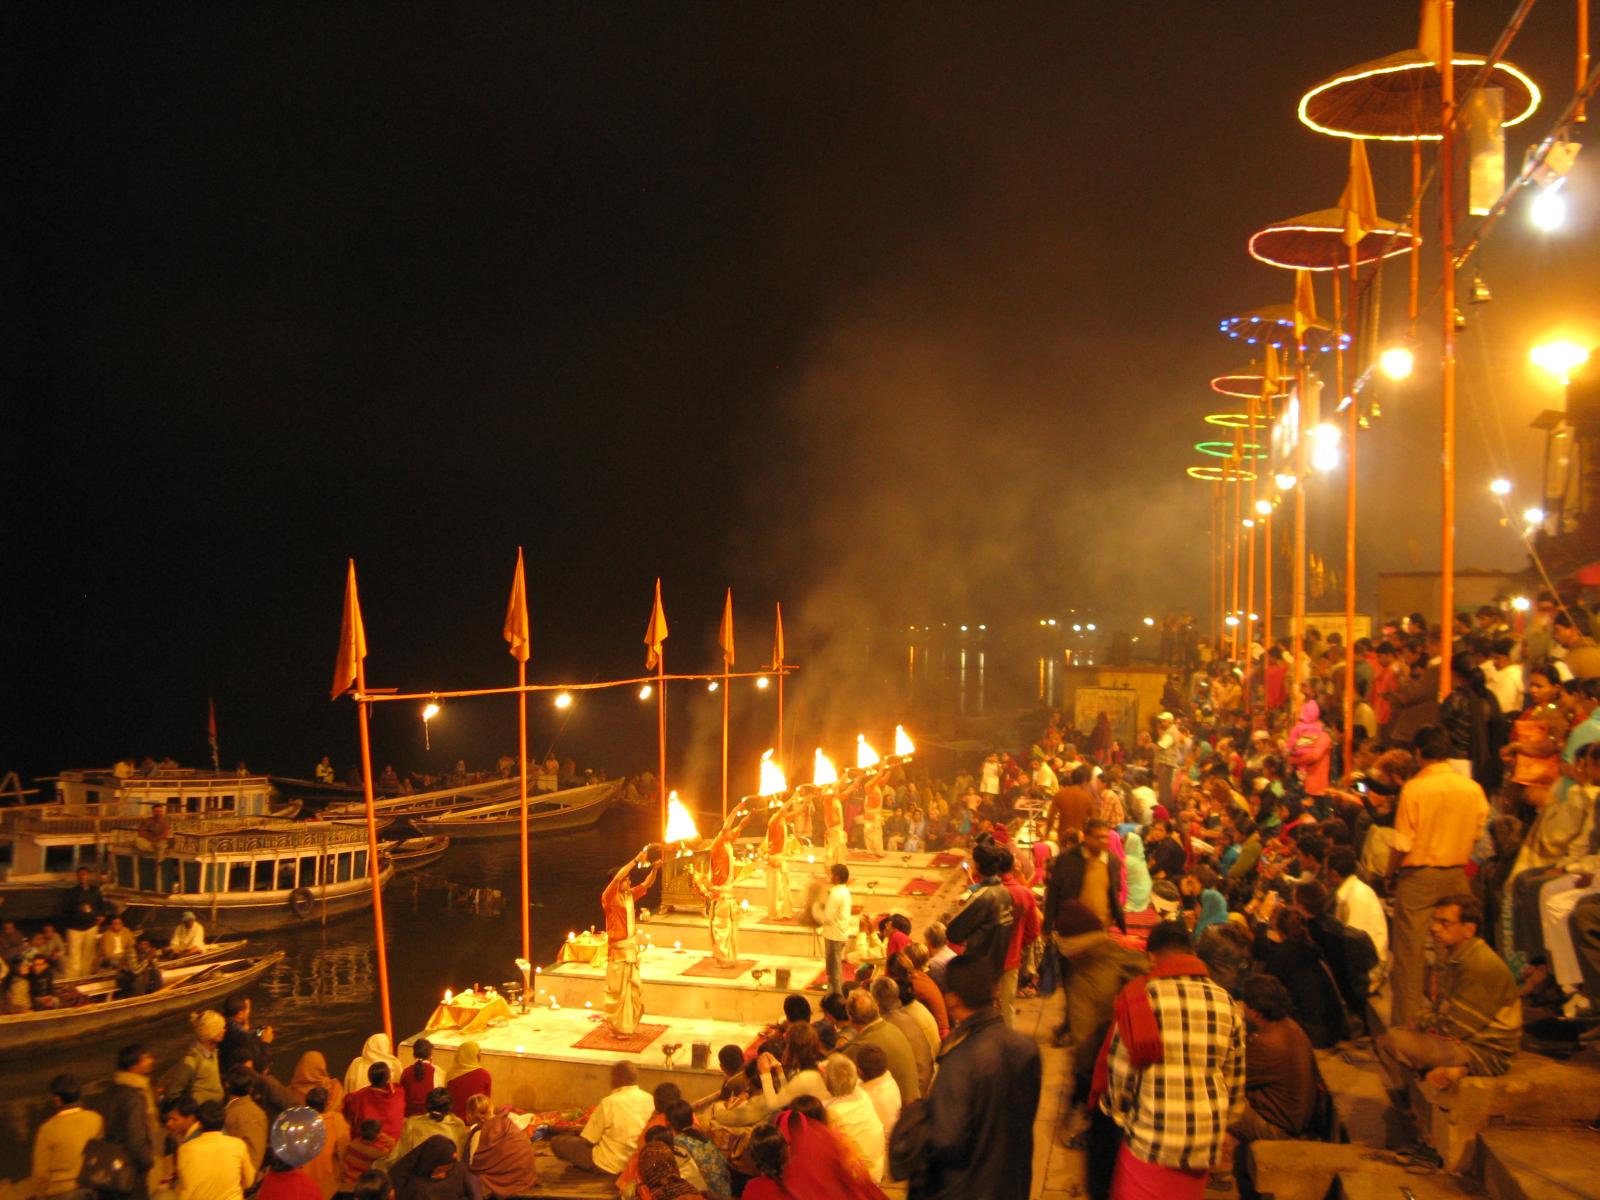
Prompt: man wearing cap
<box><xmin>169</xmin><ymin>911</ymin><xmax>207</xmax><ymax>957</ymax></box>
<box><xmin>160</xmin><ymin>1011</ymin><xmax>227</xmax><ymax>1105</ymax></box>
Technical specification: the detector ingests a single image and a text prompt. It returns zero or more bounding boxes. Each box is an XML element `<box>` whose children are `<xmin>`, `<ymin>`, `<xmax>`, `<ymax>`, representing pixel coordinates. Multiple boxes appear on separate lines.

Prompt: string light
<box><xmin>1296</xmin><ymin>54</ymin><xmax>1540</xmax><ymax>142</ymax></box>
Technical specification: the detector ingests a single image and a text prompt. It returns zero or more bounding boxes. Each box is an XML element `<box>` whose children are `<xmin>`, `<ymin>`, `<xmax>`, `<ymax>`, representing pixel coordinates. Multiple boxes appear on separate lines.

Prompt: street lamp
<box><xmin>1530</xmin><ymin>340</ymin><xmax>1590</xmax><ymax>386</ymax></box>
<box><xmin>1254</xmin><ymin>498</ymin><xmax>1273</xmax><ymax>516</ymax></box>
<box><xmin>1529</xmin><ymin>182</ymin><xmax>1567</xmax><ymax>232</ymax></box>
<box><xmin>1379</xmin><ymin>346</ymin><xmax>1415</xmax><ymax>381</ymax></box>
<box><xmin>553</xmin><ymin>691</ymin><xmax>573</xmax><ymax>710</ymax></box>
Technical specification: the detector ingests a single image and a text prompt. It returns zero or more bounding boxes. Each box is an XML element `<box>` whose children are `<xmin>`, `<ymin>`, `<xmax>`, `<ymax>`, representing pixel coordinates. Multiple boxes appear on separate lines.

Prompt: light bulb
<box><xmin>553</xmin><ymin>692</ymin><xmax>573</xmax><ymax>710</ymax></box>
<box><xmin>1489</xmin><ymin>478</ymin><xmax>1511</xmax><ymax>496</ymax></box>
<box><xmin>1530</xmin><ymin>185</ymin><xmax>1567</xmax><ymax>232</ymax></box>
<box><xmin>1379</xmin><ymin>346</ymin><xmax>1415</xmax><ymax>381</ymax></box>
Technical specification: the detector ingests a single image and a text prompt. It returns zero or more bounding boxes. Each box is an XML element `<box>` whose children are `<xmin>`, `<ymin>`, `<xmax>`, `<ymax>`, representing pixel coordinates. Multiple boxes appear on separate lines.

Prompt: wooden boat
<box><xmin>322</xmin><ymin>777</ymin><xmax>520</xmax><ymax>822</ymax></box>
<box><xmin>72</xmin><ymin>939</ymin><xmax>250</xmax><ymax>996</ymax></box>
<box><xmin>380</xmin><ymin>836</ymin><xmax>451</xmax><ymax>872</ymax></box>
<box><xmin>0</xmin><ymin>952</ymin><xmax>284</xmax><ymax>1060</ymax></box>
<box><xmin>103</xmin><ymin>818</ymin><xmax>394</xmax><ymax>932</ymax></box>
<box><xmin>269</xmin><ymin>775</ymin><xmax>395</xmax><ymax>806</ymax></box>
<box><xmin>413</xmin><ymin>780</ymin><xmax>621</xmax><ymax>839</ymax></box>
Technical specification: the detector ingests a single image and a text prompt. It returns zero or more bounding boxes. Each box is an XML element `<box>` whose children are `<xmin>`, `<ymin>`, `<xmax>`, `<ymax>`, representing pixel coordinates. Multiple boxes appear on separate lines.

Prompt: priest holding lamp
<box><xmin>698</xmin><ymin>803</ymin><xmax>756</xmax><ymax>965</ymax></box>
<box><xmin>601</xmin><ymin>843</ymin><xmax>661</xmax><ymax>1036</ymax></box>
<box><xmin>764</xmin><ymin>800</ymin><xmax>796</xmax><ymax>920</ymax></box>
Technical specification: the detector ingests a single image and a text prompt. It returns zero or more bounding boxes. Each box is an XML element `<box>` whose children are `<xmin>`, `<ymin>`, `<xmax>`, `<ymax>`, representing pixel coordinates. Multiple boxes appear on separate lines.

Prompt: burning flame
<box><xmin>856</xmin><ymin>734</ymin><xmax>880</xmax><ymax>770</ymax></box>
<box><xmin>758</xmin><ymin>750</ymin><xmax>787</xmax><ymax>796</ymax></box>
<box><xmin>664</xmin><ymin>791</ymin><xmax>701</xmax><ymax>843</ymax></box>
<box><xmin>894</xmin><ymin>725</ymin><xmax>915</xmax><ymax>757</ymax></box>
<box><xmin>443</xmin><ymin>989</ymin><xmax>453</xmax><ymax>1003</ymax></box>
<box><xmin>813</xmin><ymin>749</ymin><xmax>839</xmax><ymax>787</ymax></box>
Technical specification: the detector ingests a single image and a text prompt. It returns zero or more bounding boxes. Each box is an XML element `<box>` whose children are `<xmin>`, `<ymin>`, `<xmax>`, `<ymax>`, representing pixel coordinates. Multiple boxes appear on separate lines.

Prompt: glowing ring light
<box><xmin>1298</xmin><ymin>50</ymin><xmax>1540</xmax><ymax>143</ymax></box>
<box><xmin>1195</xmin><ymin>441</ymin><xmax>1266</xmax><ymax>459</ymax></box>
<box><xmin>1211</xmin><ymin>371</ymin><xmax>1286</xmax><ymax>400</ymax></box>
<box><xmin>1204</xmin><ymin>412</ymin><xmax>1253</xmax><ymax>428</ymax></box>
<box><xmin>1219</xmin><ymin>305</ymin><xmax>1349</xmax><ymax>355</ymax></box>
<box><xmin>1248</xmin><ymin>208</ymin><xmax>1417</xmax><ymax>272</ymax></box>
<box><xmin>1186</xmin><ymin>465</ymin><xmax>1257</xmax><ymax>482</ymax></box>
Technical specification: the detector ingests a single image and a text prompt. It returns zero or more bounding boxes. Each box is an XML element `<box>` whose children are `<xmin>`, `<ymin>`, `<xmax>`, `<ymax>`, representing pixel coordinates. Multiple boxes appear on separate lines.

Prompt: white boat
<box><xmin>412</xmin><ymin>780</ymin><xmax>622</xmax><ymax>839</ymax></box>
<box><xmin>321</xmin><ymin>777</ymin><xmax>522</xmax><ymax>822</ymax></box>
<box><xmin>103</xmin><ymin>817</ymin><xmax>393</xmax><ymax>932</ymax></box>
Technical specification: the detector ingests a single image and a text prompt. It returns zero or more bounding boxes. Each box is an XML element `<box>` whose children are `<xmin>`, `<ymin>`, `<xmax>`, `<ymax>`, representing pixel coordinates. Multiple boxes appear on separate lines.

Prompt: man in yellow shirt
<box><xmin>1388</xmin><ymin>725</ymin><xmax>1489</xmax><ymax>1026</ymax></box>
<box><xmin>12</xmin><ymin>1075</ymin><xmax>104</xmax><ymax>1198</ymax></box>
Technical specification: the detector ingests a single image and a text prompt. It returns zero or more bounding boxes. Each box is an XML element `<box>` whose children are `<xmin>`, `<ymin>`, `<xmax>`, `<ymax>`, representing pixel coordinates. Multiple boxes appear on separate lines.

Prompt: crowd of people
<box><xmin>7</xmin><ymin>592</ymin><xmax>1598</xmax><ymax>1199</ymax></box>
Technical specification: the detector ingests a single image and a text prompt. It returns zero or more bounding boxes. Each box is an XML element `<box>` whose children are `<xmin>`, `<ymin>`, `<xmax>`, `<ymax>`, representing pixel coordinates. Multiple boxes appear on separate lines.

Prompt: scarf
<box><xmin>1089</xmin><ymin>953</ymin><xmax>1212</xmax><ymax>1109</ymax></box>
<box><xmin>1193</xmin><ymin>890</ymin><xmax>1229</xmax><ymax>935</ymax></box>
<box><xmin>344</xmin><ymin>1033</ymin><xmax>402</xmax><ymax>1095</ymax></box>
<box><xmin>1122</xmin><ymin>833</ymin><xmax>1152</xmax><ymax>913</ymax></box>
<box><xmin>446</xmin><ymin>1041</ymin><xmax>483</xmax><ymax>1083</ymax></box>
<box><xmin>291</xmin><ymin>1051</ymin><xmax>345</xmax><ymax>1110</ymax></box>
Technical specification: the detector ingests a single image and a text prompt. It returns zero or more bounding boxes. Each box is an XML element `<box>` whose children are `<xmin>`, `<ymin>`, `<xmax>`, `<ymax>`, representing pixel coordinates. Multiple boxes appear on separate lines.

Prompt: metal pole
<box><xmin>1440</xmin><ymin>0</ymin><xmax>1458</xmax><ymax>699</ymax></box>
<box><xmin>1245</xmin><ymin>391</ymin><xmax>1258</xmax><ymax>718</ymax></box>
<box><xmin>1231</xmin><ymin>430</ymin><xmax>1243</xmax><ymax>661</ymax></box>
<box><xmin>721</xmin><ymin>659</ymin><xmax>730</xmax><ymax>822</ymax></box>
<box><xmin>1581</xmin><ymin>0</ymin><xmax>1591</xmax><ymax>124</ymax></box>
<box><xmin>517</xmin><ymin>657</ymin><xmax>529</xmax><ymax>965</ymax></box>
<box><xmin>355</xmin><ymin>658</ymin><xmax>393</xmax><ymax>1045</ymax></box>
<box><xmin>1340</xmin><ymin>249</ymin><xmax>1358</xmax><ymax>770</ymax></box>
<box><xmin>1410</xmin><ymin>142</ymin><xmax>1422</xmax><ymax>335</ymax></box>
<box><xmin>657</xmin><ymin>653</ymin><xmax>668</xmax><ymax>841</ymax></box>
<box><xmin>1293</xmin><ymin>344</ymin><xmax>1308</xmax><ymax>700</ymax></box>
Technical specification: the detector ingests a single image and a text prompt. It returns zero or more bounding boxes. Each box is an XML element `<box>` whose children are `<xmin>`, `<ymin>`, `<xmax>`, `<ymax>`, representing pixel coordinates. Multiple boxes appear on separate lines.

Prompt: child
<box><xmin>342</xmin><ymin>1118</ymin><xmax>394</xmax><ymax>1189</ymax></box>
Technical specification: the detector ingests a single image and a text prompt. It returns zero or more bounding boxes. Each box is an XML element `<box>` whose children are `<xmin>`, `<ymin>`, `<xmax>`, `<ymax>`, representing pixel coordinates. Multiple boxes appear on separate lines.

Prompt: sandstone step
<box><xmin>1479</xmin><ymin>1127</ymin><xmax>1600</xmax><ymax>1200</ymax></box>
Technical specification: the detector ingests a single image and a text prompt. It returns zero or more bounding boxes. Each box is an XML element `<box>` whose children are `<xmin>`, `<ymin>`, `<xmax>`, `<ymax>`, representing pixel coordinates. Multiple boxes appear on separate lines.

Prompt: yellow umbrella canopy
<box><xmin>1248</xmin><ymin>207</ymin><xmax>1417</xmax><ymax>271</ymax></box>
<box><xmin>1298</xmin><ymin>48</ymin><xmax>1539</xmax><ymax>142</ymax></box>
<box><xmin>1219</xmin><ymin>304</ymin><xmax>1349</xmax><ymax>356</ymax></box>
<box><xmin>1211</xmin><ymin>366</ymin><xmax>1287</xmax><ymax>399</ymax></box>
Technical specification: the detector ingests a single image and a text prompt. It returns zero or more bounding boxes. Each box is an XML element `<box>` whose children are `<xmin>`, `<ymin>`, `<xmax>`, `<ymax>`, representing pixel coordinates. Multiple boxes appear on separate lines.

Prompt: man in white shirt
<box><xmin>177</xmin><ymin>1101</ymin><xmax>254</xmax><ymax>1200</ymax></box>
<box><xmin>1327</xmin><ymin>848</ymin><xmax>1387</xmax><ymax>991</ymax></box>
<box><xmin>820</xmin><ymin>864</ymin><xmax>853</xmax><ymax>996</ymax></box>
<box><xmin>821</xmin><ymin>1054</ymin><xmax>886</xmax><ymax>1180</ymax></box>
<box><xmin>853</xmin><ymin>1042</ymin><xmax>902</xmax><ymax>1140</ymax></box>
<box><xmin>169</xmin><ymin>912</ymin><xmax>207</xmax><ymax>957</ymax></box>
<box><xmin>1031</xmin><ymin>756</ymin><xmax>1059</xmax><ymax>796</ymax></box>
<box><xmin>1484</xmin><ymin>641</ymin><xmax>1524</xmax><ymax>716</ymax></box>
<box><xmin>550</xmin><ymin>1060</ymin><xmax>654</xmax><ymax>1177</ymax></box>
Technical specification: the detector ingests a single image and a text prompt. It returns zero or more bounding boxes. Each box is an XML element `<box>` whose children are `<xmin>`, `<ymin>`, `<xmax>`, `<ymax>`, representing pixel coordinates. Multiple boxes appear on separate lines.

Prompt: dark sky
<box><xmin>10</xmin><ymin>3</ymin><xmax>1597</xmax><ymax>790</ymax></box>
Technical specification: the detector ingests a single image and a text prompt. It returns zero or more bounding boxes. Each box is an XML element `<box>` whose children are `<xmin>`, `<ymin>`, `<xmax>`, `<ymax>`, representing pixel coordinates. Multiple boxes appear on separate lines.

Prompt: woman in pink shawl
<box><xmin>1287</xmin><ymin>697</ymin><xmax>1332</xmax><ymax>799</ymax></box>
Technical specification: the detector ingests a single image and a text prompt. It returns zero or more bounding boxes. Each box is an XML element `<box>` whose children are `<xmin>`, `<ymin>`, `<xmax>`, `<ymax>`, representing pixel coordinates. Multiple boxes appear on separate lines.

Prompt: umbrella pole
<box><xmin>1336</xmin><ymin>256</ymin><xmax>1357</xmax><ymax>773</ymax></box>
<box><xmin>1231</xmin><ymin>430</ymin><xmax>1243</xmax><ymax>660</ymax></box>
<box><xmin>1293</xmin><ymin>342</ymin><xmax>1308</xmax><ymax>702</ymax></box>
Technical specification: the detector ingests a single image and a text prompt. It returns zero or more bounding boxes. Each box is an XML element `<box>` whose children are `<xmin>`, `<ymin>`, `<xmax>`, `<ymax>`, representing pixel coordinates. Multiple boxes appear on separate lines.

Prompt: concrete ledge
<box><xmin>1248</xmin><ymin>1141</ymin><xmax>1372</xmax><ymax>1200</ymax></box>
<box><xmin>1408</xmin><ymin>1056</ymin><xmax>1599</xmax><ymax>1172</ymax></box>
<box><xmin>1478</xmin><ymin>1128</ymin><xmax>1600</xmax><ymax>1200</ymax></box>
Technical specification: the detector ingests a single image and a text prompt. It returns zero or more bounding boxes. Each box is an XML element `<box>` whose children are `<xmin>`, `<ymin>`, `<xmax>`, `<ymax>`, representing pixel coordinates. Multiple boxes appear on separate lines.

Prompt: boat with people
<box><xmin>71</xmin><ymin>938</ymin><xmax>250</xmax><ymax>995</ymax></box>
<box><xmin>0</xmin><ymin>951</ymin><xmax>283</xmax><ymax>1060</ymax></box>
<box><xmin>380</xmin><ymin>835</ymin><xmax>451</xmax><ymax>872</ymax></box>
<box><xmin>320</xmin><ymin>776</ymin><xmax>522</xmax><ymax>822</ymax></box>
<box><xmin>101</xmin><ymin>817</ymin><xmax>394</xmax><ymax>932</ymax></box>
<box><xmin>412</xmin><ymin>779</ymin><xmax>622</xmax><ymax>839</ymax></box>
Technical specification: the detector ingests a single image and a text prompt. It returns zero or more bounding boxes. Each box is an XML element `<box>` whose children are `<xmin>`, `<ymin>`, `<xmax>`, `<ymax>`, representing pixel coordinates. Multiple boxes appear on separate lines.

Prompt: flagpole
<box><xmin>1439</xmin><ymin>0</ymin><xmax>1458</xmax><ymax>699</ymax></box>
<box><xmin>657</xmin><ymin>652</ymin><xmax>667</xmax><ymax>840</ymax></box>
<box><xmin>1342</xmin><ymin>247</ymin><xmax>1359</xmax><ymax>771</ymax></box>
<box><xmin>720</xmin><ymin>589</ymin><xmax>733</xmax><ymax>823</ymax></box>
<box><xmin>517</xmin><ymin>655</ymin><xmax>530</xmax><ymax>965</ymax></box>
<box><xmin>1293</xmin><ymin>339</ymin><xmax>1308</xmax><ymax>700</ymax></box>
<box><xmin>337</xmin><ymin>563</ymin><xmax>393</xmax><ymax>1043</ymax></box>
<box><xmin>721</xmin><ymin>659</ymin><xmax>730</xmax><ymax>822</ymax></box>
<box><xmin>774</xmin><ymin>603</ymin><xmax>785</xmax><ymax>766</ymax></box>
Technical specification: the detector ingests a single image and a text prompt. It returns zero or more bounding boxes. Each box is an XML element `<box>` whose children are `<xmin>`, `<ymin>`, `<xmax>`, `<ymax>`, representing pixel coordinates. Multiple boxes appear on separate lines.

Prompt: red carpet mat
<box><xmin>681</xmin><ymin>957</ymin><xmax>757</xmax><ymax>979</ymax></box>
<box><xmin>930</xmin><ymin>852</ymin><xmax>968</xmax><ymax>868</ymax></box>
<box><xmin>899</xmin><ymin>877</ymin><xmax>942</xmax><ymax>897</ymax></box>
<box><xmin>572</xmin><ymin>1021</ymin><xmax>669</xmax><ymax>1052</ymax></box>
<box><xmin>849</xmin><ymin>850</ymin><xmax>885</xmax><ymax>862</ymax></box>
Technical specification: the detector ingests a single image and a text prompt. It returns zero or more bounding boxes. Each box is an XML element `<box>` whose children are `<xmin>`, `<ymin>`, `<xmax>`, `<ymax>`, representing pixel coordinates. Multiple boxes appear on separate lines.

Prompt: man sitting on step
<box><xmin>1374</xmin><ymin>893</ymin><xmax>1522</xmax><ymax>1101</ymax></box>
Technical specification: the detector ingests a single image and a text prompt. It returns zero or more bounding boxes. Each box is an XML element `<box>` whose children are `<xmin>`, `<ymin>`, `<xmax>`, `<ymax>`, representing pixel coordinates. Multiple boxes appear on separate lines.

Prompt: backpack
<box><xmin>78</xmin><ymin>1139</ymin><xmax>137</xmax><ymax>1195</ymax></box>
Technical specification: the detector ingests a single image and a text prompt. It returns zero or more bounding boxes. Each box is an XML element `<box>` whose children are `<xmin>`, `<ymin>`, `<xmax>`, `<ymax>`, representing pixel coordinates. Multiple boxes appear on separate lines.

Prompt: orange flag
<box><xmin>504</xmin><ymin>547</ymin><xmax>531</xmax><ymax>663</ymax></box>
<box><xmin>643</xmin><ymin>578</ymin><xmax>669</xmax><ymax>670</ymax></box>
<box><xmin>773</xmin><ymin>602</ymin><xmax>786</xmax><ymax>668</ymax></box>
<box><xmin>1339</xmin><ymin>139</ymin><xmax>1379</xmax><ymax>247</ymax></box>
<box><xmin>1293</xmin><ymin>269</ymin><xmax>1318</xmax><ymax>341</ymax></box>
<box><xmin>330</xmin><ymin>559</ymin><xmax>368</xmax><ymax>700</ymax></box>
<box><xmin>719</xmin><ymin>588</ymin><xmax>735</xmax><ymax>667</ymax></box>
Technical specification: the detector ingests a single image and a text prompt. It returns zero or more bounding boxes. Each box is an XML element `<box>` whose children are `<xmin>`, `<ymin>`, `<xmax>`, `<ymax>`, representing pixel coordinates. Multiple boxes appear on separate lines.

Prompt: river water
<box><xmin>0</xmin><ymin>807</ymin><xmax>659</xmax><ymax>1177</ymax></box>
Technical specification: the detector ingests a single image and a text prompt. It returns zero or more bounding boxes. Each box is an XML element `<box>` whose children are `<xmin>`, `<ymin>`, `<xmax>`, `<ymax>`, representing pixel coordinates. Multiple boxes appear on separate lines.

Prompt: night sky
<box><xmin>11</xmin><ymin>3</ymin><xmax>1597</xmax><ymax>791</ymax></box>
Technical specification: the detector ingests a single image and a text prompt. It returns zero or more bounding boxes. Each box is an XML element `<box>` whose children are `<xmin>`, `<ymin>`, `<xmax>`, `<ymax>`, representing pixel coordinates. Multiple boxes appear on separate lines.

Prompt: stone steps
<box><xmin>1478</xmin><ymin>1128</ymin><xmax>1600</xmax><ymax>1200</ymax></box>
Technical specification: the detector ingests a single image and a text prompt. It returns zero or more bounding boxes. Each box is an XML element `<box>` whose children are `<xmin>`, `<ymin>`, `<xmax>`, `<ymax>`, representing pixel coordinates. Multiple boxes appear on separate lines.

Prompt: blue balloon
<box><xmin>270</xmin><ymin>1106</ymin><xmax>326</xmax><ymax>1169</ymax></box>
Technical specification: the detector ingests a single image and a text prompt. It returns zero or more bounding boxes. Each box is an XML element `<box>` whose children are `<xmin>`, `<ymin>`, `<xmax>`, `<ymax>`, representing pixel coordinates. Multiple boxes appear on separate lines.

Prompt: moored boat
<box><xmin>102</xmin><ymin>818</ymin><xmax>394</xmax><ymax>932</ymax></box>
<box><xmin>412</xmin><ymin>780</ymin><xmax>621</xmax><ymax>840</ymax></box>
<box><xmin>321</xmin><ymin>777</ymin><xmax>521</xmax><ymax>822</ymax></box>
<box><xmin>0</xmin><ymin>952</ymin><xmax>284</xmax><ymax>1060</ymax></box>
<box><xmin>379</xmin><ymin>835</ymin><xmax>451</xmax><ymax>872</ymax></box>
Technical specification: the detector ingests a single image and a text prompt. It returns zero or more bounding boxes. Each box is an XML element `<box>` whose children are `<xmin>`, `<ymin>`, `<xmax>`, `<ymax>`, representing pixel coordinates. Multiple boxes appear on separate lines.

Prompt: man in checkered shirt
<box><xmin>1100</xmin><ymin>921</ymin><xmax>1246</xmax><ymax>1198</ymax></box>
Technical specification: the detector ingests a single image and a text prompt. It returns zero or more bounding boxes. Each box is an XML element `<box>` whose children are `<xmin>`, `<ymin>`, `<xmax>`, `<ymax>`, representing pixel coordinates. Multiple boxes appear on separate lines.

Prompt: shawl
<box><xmin>466</xmin><ymin>1113</ymin><xmax>540</xmax><ymax>1197</ymax></box>
<box><xmin>1089</xmin><ymin>953</ymin><xmax>1212</xmax><ymax>1109</ymax></box>
<box><xmin>1122</xmin><ymin>834</ymin><xmax>1153</xmax><ymax>913</ymax></box>
<box><xmin>637</xmin><ymin>1141</ymin><xmax>700</xmax><ymax>1200</ymax></box>
<box><xmin>391</xmin><ymin>1136</ymin><xmax>469</xmax><ymax>1200</ymax></box>
<box><xmin>770</xmin><ymin>1110</ymin><xmax>888</xmax><ymax>1200</ymax></box>
<box><xmin>343</xmin><ymin>1034</ymin><xmax>402</xmax><ymax>1095</ymax></box>
<box><xmin>446</xmin><ymin>1042</ymin><xmax>483</xmax><ymax>1083</ymax></box>
<box><xmin>1107</xmin><ymin>829</ymin><xmax>1127</xmax><ymax>908</ymax></box>
<box><xmin>291</xmin><ymin>1051</ymin><xmax>345</xmax><ymax>1112</ymax></box>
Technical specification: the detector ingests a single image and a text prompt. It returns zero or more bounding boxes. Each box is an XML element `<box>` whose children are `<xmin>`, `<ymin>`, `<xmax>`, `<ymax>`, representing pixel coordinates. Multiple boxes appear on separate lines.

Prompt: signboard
<box><xmin>1072</xmin><ymin>687</ymin><xmax>1141</xmax><ymax>751</ymax></box>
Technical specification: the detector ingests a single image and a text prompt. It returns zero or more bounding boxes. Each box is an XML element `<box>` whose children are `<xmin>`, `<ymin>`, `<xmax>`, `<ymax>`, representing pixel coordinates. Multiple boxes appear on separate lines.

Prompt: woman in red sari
<box><xmin>740</xmin><ymin>1101</ymin><xmax>887</xmax><ymax>1200</ymax></box>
